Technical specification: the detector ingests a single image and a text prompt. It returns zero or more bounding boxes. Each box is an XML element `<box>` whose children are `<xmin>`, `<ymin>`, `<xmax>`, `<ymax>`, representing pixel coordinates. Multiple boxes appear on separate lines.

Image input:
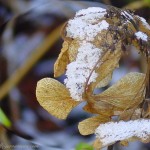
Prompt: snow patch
<box><xmin>95</xmin><ymin>119</ymin><xmax>150</xmax><ymax>147</ymax></box>
<box><xmin>135</xmin><ymin>31</ymin><xmax>148</xmax><ymax>41</ymax></box>
<box><xmin>66</xmin><ymin>7</ymin><xmax>109</xmax><ymax>41</ymax></box>
<box><xmin>64</xmin><ymin>42</ymin><xmax>103</xmax><ymax>101</ymax></box>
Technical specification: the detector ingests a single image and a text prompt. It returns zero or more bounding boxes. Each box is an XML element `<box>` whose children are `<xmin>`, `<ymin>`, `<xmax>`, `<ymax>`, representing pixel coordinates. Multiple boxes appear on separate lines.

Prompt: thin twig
<box><xmin>0</xmin><ymin>23</ymin><xmax>63</xmax><ymax>100</ymax></box>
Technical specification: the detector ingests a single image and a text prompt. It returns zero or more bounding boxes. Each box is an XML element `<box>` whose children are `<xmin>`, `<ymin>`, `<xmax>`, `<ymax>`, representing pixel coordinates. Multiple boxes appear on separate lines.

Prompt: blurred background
<box><xmin>0</xmin><ymin>0</ymin><xmax>150</xmax><ymax>150</ymax></box>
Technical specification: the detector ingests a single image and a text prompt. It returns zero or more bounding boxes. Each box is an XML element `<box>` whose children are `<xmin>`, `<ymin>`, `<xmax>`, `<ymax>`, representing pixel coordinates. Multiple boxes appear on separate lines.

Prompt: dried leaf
<box><xmin>83</xmin><ymin>103</ymin><xmax>99</xmax><ymax>114</ymax></box>
<box><xmin>93</xmin><ymin>138</ymin><xmax>102</xmax><ymax>150</ymax></box>
<box><xmin>95</xmin><ymin>72</ymin><xmax>145</xmax><ymax>110</ymax></box>
<box><xmin>78</xmin><ymin>115</ymin><xmax>110</xmax><ymax>135</ymax></box>
<box><xmin>54</xmin><ymin>41</ymin><xmax>69</xmax><ymax>77</ymax></box>
<box><xmin>95</xmin><ymin>73</ymin><xmax>112</xmax><ymax>88</ymax></box>
<box><xmin>68</xmin><ymin>40</ymin><xmax>79</xmax><ymax>62</ymax></box>
<box><xmin>114</xmin><ymin>108</ymin><xmax>141</xmax><ymax>121</ymax></box>
<box><xmin>87</xmin><ymin>48</ymin><xmax>121</xmax><ymax>95</ymax></box>
<box><xmin>36</xmin><ymin>78</ymin><xmax>79</xmax><ymax>119</ymax></box>
<box><xmin>120</xmin><ymin>140</ymin><xmax>129</xmax><ymax>146</ymax></box>
<box><xmin>83</xmin><ymin>102</ymin><xmax>114</xmax><ymax>117</ymax></box>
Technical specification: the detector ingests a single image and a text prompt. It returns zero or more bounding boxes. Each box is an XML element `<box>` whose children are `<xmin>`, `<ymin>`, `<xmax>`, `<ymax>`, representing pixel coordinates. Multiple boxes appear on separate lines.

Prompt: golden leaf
<box><xmin>95</xmin><ymin>73</ymin><xmax>112</xmax><ymax>88</ymax></box>
<box><xmin>78</xmin><ymin>115</ymin><xmax>110</xmax><ymax>135</ymax></box>
<box><xmin>83</xmin><ymin>102</ymin><xmax>114</xmax><ymax>117</ymax></box>
<box><xmin>83</xmin><ymin>103</ymin><xmax>99</xmax><ymax>114</ymax></box>
<box><xmin>68</xmin><ymin>40</ymin><xmax>79</xmax><ymax>62</ymax></box>
<box><xmin>93</xmin><ymin>138</ymin><xmax>102</xmax><ymax>150</ymax></box>
<box><xmin>95</xmin><ymin>72</ymin><xmax>145</xmax><ymax>110</ymax></box>
<box><xmin>114</xmin><ymin>108</ymin><xmax>141</xmax><ymax>121</ymax></box>
<box><xmin>86</xmin><ymin>48</ymin><xmax>122</xmax><ymax>95</ymax></box>
<box><xmin>36</xmin><ymin>78</ymin><xmax>79</xmax><ymax>119</ymax></box>
<box><xmin>120</xmin><ymin>140</ymin><xmax>129</xmax><ymax>146</ymax></box>
<box><xmin>54</xmin><ymin>41</ymin><xmax>69</xmax><ymax>77</ymax></box>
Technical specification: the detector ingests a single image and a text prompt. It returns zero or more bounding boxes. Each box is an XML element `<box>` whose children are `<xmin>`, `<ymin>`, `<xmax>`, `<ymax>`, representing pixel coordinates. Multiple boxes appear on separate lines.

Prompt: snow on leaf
<box><xmin>36</xmin><ymin>78</ymin><xmax>79</xmax><ymax>119</ymax></box>
<box><xmin>135</xmin><ymin>31</ymin><xmax>148</xmax><ymax>41</ymax></box>
<box><xmin>87</xmin><ymin>48</ymin><xmax>122</xmax><ymax>95</ymax></box>
<box><xmin>66</xmin><ymin>7</ymin><xmax>108</xmax><ymax>41</ymax></box>
<box><xmin>64</xmin><ymin>42</ymin><xmax>103</xmax><ymax>101</ymax></box>
<box><xmin>95</xmin><ymin>119</ymin><xmax>150</xmax><ymax>147</ymax></box>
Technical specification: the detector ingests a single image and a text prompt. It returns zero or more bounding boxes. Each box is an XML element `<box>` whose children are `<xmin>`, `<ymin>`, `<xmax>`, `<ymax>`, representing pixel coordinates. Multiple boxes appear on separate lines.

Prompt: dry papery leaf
<box><xmin>54</xmin><ymin>40</ymin><xmax>79</xmax><ymax>77</ymax></box>
<box><xmin>93</xmin><ymin>138</ymin><xmax>102</xmax><ymax>150</ymax></box>
<box><xmin>78</xmin><ymin>115</ymin><xmax>110</xmax><ymax>135</ymax></box>
<box><xmin>83</xmin><ymin>102</ymin><xmax>114</xmax><ymax>117</ymax></box>
<box><xmin>93</xmin><ymin>72</ymin><xmax>145</xmax><ymax>111</ymax></box>
<box><xmin>54</xmin><ymin>41</ymin><xmax>69</xmax><ymax>77</ymax></box>
<box><xmin>86</xmin><ymin>48</ymin><xmax>122</xmax><ymax>96</ymax></box>
<box><xmin>36</xmin><ymin>78</ymin><xmax>79</xmax><ymax>119</ymax></box>
<box><xmin>114</xmin><ymin>108</ymin><xmax>142</xmax><ymax>121</ymax></box>
<box><xmin>95</xmin><ymin>73</ymin><xmax>112</xmax><ymax>89</ymax></box>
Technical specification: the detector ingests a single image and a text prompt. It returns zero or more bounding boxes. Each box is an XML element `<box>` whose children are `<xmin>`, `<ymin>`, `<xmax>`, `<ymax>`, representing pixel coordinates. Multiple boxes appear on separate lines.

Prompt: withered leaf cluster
<box><xmin>36</xmin><ymin>6</ymin><xmax>150</xmax><ymax>149</ymax></box>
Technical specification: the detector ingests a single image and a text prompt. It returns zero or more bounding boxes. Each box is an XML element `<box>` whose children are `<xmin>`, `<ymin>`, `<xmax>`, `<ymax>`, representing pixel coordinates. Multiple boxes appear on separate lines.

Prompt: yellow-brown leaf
<box><xmin>93</xmin><ymin>138</ymin><xmax>102</xmax><ymax>150</ymax></box>
<box><xmin>95</xmin><ymin>73</ymin><xmax>112</xmax><ymax>88</ymax></box>
<box><xmin>68</xmin><ymin>40</ymin><xmax>79</xmax><ymax>62</ymax></box>
<box><xmin>95</xmin><ymin>72</ymin><xmax>145</xmax><ymax>110</ymax></box>
<box><xmin>83</xmin><ymin>102</ymin><xmax>114</xmax><ymax>117</ymax></box>
<box><xmin>87</xmin><ymin>48</ymin><xmax>121</xmax><ymax>95</ymax></box>
<box><xmin>78</xmin><ymin>115</ymin><xmax>110</xmax><ymax>135</ymax></box>
<box><xmin>36</xmin><ymin>78</ymin><xmax>79</xmax><ymax>119</ymax></box>
<box><xmin>54</xmin><ymin>41</ymin><xmax>69</xmax><ymax>77</ymax></box>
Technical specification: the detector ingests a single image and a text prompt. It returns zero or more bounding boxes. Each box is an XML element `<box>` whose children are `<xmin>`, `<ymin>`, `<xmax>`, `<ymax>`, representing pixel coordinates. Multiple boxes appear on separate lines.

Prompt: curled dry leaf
<box><xmin>86</xmin><ymin>48</ymin><xmax>122</xmax><ymax>96</ymax></box>
<box><xmin>54</xmin><ymin>40</ymin><xmax>79</xmax><ymax>77</ymax></box>
<box><xmin>54</xmin><ymin>41</ymin><xmax>69</xmax><ymax>77</ymax></box>
<box><xmin>36</xmin><ymin>78</ymin><xmax>79</xmax><ymax>119</ymax></box>
<box><xmin>94</xmin><ymin>72</ymin><xmax>145</xmax><ymax>110</ymax></box>
<box><xmin>78</xmin><ymin>115</ymin><xmax>110</xmax><ymax>135</ymax></box>
<box><xmin>95</xmin><ymin>73</ymin><xmax>112</xmax><ymax>88</ymax></box>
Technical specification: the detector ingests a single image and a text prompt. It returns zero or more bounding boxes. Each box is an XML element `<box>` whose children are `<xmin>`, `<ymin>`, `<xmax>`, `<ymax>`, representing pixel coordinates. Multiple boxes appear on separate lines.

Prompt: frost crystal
<box><xmin>66</xmin><ymin>7</ymin><xmax>109</xmax><ymax>41</ymax></box>
<box><xmin>64</xmin><ymin>42</ymin><xmax>102</xmax><ymax>101</ymax></box>
<box><xmin>95</xmin><ymin>119</ymin><xmax>150</xmax><ymax>147</ymax></box>
<box><xmin>135</xmin><ymin>31</ymin><xmax>148</xmax><ymax>41</ymax></box>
